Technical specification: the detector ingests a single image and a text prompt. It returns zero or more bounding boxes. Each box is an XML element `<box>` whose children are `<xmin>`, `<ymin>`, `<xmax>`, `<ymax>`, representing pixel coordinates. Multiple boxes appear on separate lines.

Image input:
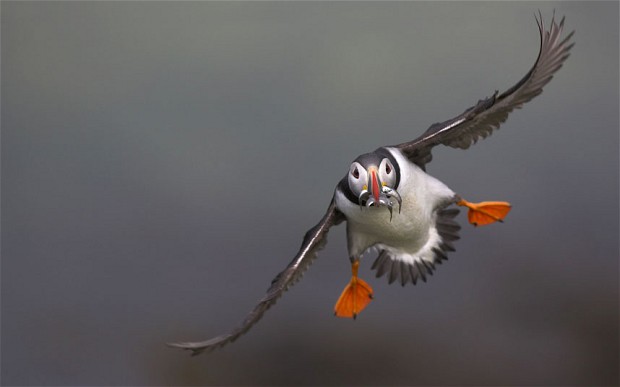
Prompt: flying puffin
<box><xmin>169</xmin><ymin>13</ymin><xmax>574</xmax><ymax>355</ymax></box>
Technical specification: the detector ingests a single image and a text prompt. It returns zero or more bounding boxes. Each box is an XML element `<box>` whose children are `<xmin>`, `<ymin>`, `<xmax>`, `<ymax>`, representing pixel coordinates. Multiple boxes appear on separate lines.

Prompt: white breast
<box><xmin>335</xmin><ymin>147</ymin><xmax>456</xmax><ymax>264</ymax></box>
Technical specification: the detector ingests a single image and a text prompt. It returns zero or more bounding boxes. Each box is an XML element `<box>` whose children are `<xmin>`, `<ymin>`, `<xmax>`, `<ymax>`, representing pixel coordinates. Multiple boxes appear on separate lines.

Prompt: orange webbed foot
<box><xmin>334</xmin><ymin>261</ymin><xmax>374</xmax><ymax>319</ymax></box>
<box><xmin>457</xmin><ymin>199</ymin><xmax>511</xmax><ymax>226</ymax></box>
<box><xmin>334</xmin><ymin>277</ymin><xmax>373</xmax><ymax>319</ymax></box>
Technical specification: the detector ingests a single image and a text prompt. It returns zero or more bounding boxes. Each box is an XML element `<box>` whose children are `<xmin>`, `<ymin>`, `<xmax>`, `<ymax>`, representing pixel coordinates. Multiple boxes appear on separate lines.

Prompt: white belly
<box><xmin>335</xmin><ymin>148</ymin><xmax>455</xmax><ymax>263</ymax></box>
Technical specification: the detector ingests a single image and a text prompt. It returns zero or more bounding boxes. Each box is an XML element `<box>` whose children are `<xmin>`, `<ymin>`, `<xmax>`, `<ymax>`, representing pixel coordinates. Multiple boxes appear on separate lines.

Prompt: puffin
<box><xmin>169</xmin><ymin>13</ymin><xmax>574</xmax><ymax>355</ymax></box>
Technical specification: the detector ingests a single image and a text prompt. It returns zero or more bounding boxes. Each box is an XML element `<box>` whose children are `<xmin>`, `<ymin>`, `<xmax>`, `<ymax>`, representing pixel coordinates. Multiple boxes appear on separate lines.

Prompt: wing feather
<box><xmin>168</xmin><ymin>198</ymin><xmax>344</xmax><ymax>355</ymax></box>
<box><xmin>396</xmin><ymin>12</ymin><xmax>574</xmax><ymax>167</ymax></box>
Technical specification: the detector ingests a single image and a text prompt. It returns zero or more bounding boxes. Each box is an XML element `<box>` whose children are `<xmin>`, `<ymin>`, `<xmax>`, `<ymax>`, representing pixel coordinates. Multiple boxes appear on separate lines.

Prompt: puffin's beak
<box><xmin>356</xmin><ymin>167</ymin><xmax>401</xmax><ymax>221</ymax></box>
<box><xmin>369</xmin><ymin>168</ymin><xmax>381</xmax><ymax>203</ymax></box>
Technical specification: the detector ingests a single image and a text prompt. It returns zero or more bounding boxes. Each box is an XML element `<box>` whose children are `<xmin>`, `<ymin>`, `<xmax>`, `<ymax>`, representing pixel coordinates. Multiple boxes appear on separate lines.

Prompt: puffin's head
<box><xmin>348</xmin><ymin>152</ymin><xmax>402</xmax><ymax>219</ymax></box>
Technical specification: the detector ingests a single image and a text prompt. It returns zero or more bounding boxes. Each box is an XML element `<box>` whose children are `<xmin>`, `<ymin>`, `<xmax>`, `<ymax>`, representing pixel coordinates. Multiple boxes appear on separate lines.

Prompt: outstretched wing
<box><xmin>395</xmin><ymin>12</ymin><xmax>574</xmax><ymax>168</ymax></box>
<box><xmin>168</xmin><ymin>198</ymin><xmax>345</xmax><ymax>355</ymax></box>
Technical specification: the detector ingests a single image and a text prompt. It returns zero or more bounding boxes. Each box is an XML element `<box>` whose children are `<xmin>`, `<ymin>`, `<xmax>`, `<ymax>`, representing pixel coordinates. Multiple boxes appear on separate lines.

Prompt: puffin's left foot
<box><xmin>334</xmin><ymin>260</ymin><xmax>373</xmax><ymax>319</ymax></box>
<box><xmin>457</xmin><ymin>199</ymin><xmax>511</xmax><ymax>226</ymax></box>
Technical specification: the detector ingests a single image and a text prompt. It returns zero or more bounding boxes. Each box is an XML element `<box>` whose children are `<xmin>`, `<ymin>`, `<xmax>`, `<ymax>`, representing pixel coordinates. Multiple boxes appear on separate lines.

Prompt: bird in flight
<box><xmin>169</xmin><ymin>12</ymin><xmax>574</xmax><ymax>356</ymax></box>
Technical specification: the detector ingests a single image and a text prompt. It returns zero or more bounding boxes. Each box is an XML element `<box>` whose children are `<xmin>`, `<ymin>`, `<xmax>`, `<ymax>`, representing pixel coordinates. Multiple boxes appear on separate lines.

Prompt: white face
<box><xmin>348</xmin><ymin>158</ymin><xmax>397</xmax><ymax>196</ymax></box>
<box><xmin>347</xmin><ymin>157</ymin><xmax>402</xmax><ymax>217</ymax></box>
<box><xmin>348</xmin><ymin>161</ymin><xmax>369</xmax><ymax>197</ymax></box>
<box><xmin>378</xmin><ymin>158</ymin><xmax>396</xmax><ymax>189</ymax></box>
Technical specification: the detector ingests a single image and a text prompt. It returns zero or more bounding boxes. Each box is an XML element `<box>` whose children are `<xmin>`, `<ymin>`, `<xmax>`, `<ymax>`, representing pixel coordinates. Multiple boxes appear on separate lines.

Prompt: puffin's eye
<box><xmin>386</xmin><ymin>163</ymin><xmax>392</xmax><ymax>174</ymax></box>
<box><xmin>352</xmin><ymin>167</ymin><xmax>360</xmax><ymax>179</ymax></box>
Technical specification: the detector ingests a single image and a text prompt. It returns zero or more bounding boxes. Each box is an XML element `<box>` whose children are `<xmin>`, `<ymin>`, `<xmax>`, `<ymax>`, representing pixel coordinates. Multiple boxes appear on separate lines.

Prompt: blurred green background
<box><xmin>2</xmin><ymin>1</ymin><xmax>618</xmax><ymax>385</ymax></box>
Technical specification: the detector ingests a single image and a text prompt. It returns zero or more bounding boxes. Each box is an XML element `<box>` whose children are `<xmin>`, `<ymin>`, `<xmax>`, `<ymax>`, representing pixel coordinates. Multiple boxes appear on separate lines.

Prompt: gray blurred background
<box><xmin>2</xmin><ymin>1</ymin><xmax>618</xmax><ymax>385</ymax></box>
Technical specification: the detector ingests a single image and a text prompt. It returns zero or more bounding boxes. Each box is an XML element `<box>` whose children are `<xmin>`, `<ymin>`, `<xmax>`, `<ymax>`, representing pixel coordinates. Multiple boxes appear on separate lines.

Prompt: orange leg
<box><xmin>334</xmin><ymin>260</ymin><xmax>374</xmax><ymax>319</ymax></box>
<box><xmin>457</xmin><ymin>198</ymin><xmax>512</xmax><ymax>226</ymax></box>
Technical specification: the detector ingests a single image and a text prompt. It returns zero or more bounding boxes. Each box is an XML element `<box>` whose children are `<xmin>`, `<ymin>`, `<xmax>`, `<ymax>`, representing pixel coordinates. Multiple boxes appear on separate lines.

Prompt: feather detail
<box><xmin>168</xmin><ymin>198</ymin><xmax>344</xmax><ymax>355</ymax></box>
<box><xmin>371</xmin><ymin>207</ymin><xmax>460</xmax><ymax>285</ymax></box>
<box><xmin>394</xmin><ymin>13</ymin><xmax>574</xmax><ymax>168</ymax></box>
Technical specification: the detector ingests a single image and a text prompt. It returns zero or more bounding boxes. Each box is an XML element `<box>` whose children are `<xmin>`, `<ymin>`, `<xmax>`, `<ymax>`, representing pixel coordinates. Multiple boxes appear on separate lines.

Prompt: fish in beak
<box><xmin>357</xmin><ymin>167</ymin><xmax>402</xmax><ymax>220</ymax></box>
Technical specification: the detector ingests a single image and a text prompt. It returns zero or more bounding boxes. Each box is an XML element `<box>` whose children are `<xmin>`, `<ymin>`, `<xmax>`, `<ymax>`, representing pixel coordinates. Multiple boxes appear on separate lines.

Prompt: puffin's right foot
<box><xmin>334</xmin><ymin>260</ymin><xmax>373</xmax><ymax>319</ymax></box>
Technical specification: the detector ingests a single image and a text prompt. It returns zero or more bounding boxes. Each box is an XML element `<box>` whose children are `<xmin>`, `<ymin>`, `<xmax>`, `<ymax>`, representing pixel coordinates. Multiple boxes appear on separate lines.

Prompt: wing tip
<box><xmin>166</xmin><ymin>341</ymin><xmax>211</xmax><ymax>356</ymax></box>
